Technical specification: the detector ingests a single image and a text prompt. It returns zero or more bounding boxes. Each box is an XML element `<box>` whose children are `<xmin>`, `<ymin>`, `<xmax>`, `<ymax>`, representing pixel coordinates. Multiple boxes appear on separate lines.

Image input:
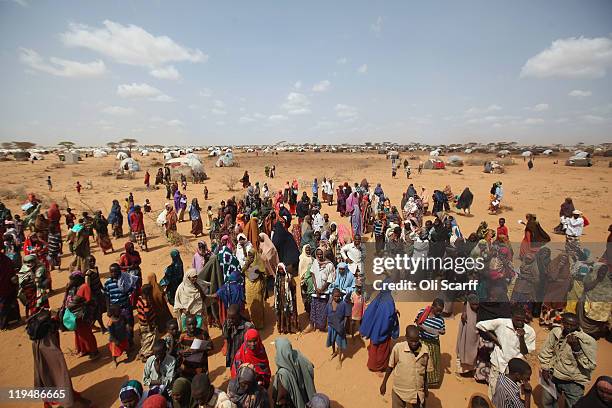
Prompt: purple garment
<box><xmin>351</xmin><ymin>203</ymin><xmax>362</xmax><ymax>236</ymax></box>
<box><xmin>345</xmin><ymin>193</ymin><xmax>358</xmax><ymax>215</ymax></box>
<box><xmin>192</xmin><ymin>252</ymin><xmax>206</xmax><ymax>272</ymax></box>
<box><xmin>173</xmin><ymin>190</ymin><xmax>181</xmax><ymax>212</ymax></box>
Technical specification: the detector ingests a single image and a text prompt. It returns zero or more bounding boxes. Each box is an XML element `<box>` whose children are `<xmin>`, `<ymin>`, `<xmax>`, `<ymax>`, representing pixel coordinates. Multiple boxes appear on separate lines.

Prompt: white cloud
<box><xmin>371</xmin><ymin>16</ymin><xmax>383</xmax><ymax>35</ymax></box>
<box><xmin>521</xmin><ymin>36</ymin><xmax>612</xmax><ymax>79</ymax></box>
<box><xmin>166</xmin><ymin>119</ymin><xmax>184</xmax><ymax>127</ymax></box>
<box><xmin>101</xmin><ymin>106</ymin><xmax>134</xmax><ymax>116</ymax></box>
<box><xmin>239</xmin><ymin>116</ymin><xmax>256</xmax><ymax>124</ymax></box>
<box><xmin>253</xmin><ymin>113</ymin><xmax>266</xmax><ymax>119</ymax></box>
<box><xmin>568</xmin><ymin>89</ymin><xmax>592</xmax><ymax>97</ymax></box>
<box><xmin>312</xmin><ymin>80</ymin><xmax>331</xmax><ymax>92</ymax></box>
<box><xmin>337</xmin><ymin>57</ymin><xmax>348</xmax><ymax>65</ymax></box>
<box><xmin>268</xmin><ymin>114</ymin><xmax>288</xmax><ymax>122</ymax></box>
<box><xmin>581</xmin><ymin>114</ymin><xmax>607</xmax><ymax>124</ymax></box>
<box><xmin>282</xmin><ymin>92</ymin><xmax>311</xmax><ymax>115</ymax></box>
<box><xmin>465</xmin><ymin>104</ymin><xmax>502</xmax><ymax>115</ymax></box>
<box><xmin>526</xmin><ymin>103</ymin><xmax>549</xmax><ymax>112</ymax></box>
<box><xmin>466</xmin><ymin>115</ymin><xmax>518</xmax><ymax>125</ymax></box>
<box><xmin>149</xmin><ymin>65</ymin><xmax>180</xmax><ymax>80</ymax></box>
<box><xmin>216</xmin><ymin>121</ymin><xmax>225</xmax><ymax>126</ymax></box>
<box><xmin>61</xmin><ymin>20</ymin><xmax>207</xmax><ymax>67</ymax></box>
<box><xmin>200</xmin><ymin>88</ymin><xmax>212</xmax><ymax>97</ymax></box>
<box><xmin>294</xmin><ymin>80</ymin><xmax>302</xmax><ymax>90</ymax></box>
<box><xmin>357</xmin><ymin>64</ymin><xmax>368</xmax><ymax>74</ymax></box>
<box><xmin>213</xmin><ymin>99</ymin><xmax>225</xmax><ymax>108</ymax></box>
<box><xmin>211</xmin><ymin>108</ymin><xmax>227</xmax><ymax>115</ymax></box>
<box><xmin>19</xmin><ymin>48</ymin><xmax>107</xmax><ymax>78</ymax></box>
<box><xmin>523</xmin><ymin>118</ymin><xmax>545</xmax><ymax>125</ymax></box>
<box><xmin>335</xmin><ymin>104</ymin><xmax>358</xmax><ymax>119</ymax></box>
<box><xmin>117</xmin><ymin>82</ymin><xmax>173</xmax><ymax>101</ymax></box>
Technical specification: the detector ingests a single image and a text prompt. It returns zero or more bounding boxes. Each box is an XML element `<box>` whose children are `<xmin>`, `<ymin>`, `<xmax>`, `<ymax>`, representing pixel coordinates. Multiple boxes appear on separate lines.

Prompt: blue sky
<box><xmin>1</xmin><ymin>0</ymin><xmax>611</xmax><ymax>146</ymax></box>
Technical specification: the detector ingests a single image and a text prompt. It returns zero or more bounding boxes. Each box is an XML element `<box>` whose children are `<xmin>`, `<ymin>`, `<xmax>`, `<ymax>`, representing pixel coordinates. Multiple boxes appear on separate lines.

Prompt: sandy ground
<box><xmin>0</xmin><ymin>151</ymin><xmax>610</xmax><ymax>408</ymax></box>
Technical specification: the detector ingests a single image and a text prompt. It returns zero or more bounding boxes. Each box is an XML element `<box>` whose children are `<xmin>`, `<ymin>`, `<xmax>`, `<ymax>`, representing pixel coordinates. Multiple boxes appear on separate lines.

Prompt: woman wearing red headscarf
<box><xmin>230</xmin><ymin>328</ymin><xmax>271</xmax><ymax>388</ymax></box>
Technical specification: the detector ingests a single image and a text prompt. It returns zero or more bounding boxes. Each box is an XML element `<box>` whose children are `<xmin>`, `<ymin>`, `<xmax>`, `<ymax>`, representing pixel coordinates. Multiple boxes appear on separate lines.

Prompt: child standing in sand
<box><xmin>46</xmin><ymin>176</ymin><xmax>52</xmax><ymax>191</ymax></box>
<box><xmin>75</xmin><ymin>181</ymin><xmax>82</xmax><ymax>194</ymax></box>
<box><xmin>107</xmin><ymin>305</ymin><xmax>130</xmax><ymax>367</ymax></box>
<box><xmin>204</xmin><ymin>186</ymin><xmax>209</xmax><ymax>200</ymax></box>
<box><xmin>326</xmin><ymin>288</ymin><xmax>351</xmax><ymax>367</ymax></box>
<box><xmin>206</xmin><ymin>205</ymin><xmax>213</xmax><ymax>230</ymax></box>
<box><xmin>350</xmin><ymin>284</ymin><xmax>366</xmax><ymax>337</ymax></box>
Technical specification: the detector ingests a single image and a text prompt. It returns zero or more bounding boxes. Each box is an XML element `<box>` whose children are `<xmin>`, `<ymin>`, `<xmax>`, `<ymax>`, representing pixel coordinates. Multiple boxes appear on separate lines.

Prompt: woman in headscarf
<box><xmin>174</xmin><ymin>268</ymin><xmax>209</xmax><ymax>330</ymax></box>
<box><xmin>456</xmin><ymin>294</ymin><xmax>480</xmax><ymax>376</ymax></box>
<box><xmin>228</xmin><ymin>363</ymin><xmax>270</xmax><ymax>408</ymax></box>
<box><xmin>272</xmin><ymin>220</ymin><xmax>300</xmax><ymax>274</ymax></box>
<box><xmin>33</xmin><ymin>214</ymin><xmax>49</xmax><ymax>242</ymax></box>
<box><xmin>244</xmin><ymin>217</ymin><xmax>260</xmax><ymax>251</ymax></box>
<box><xmin>47</xmin><ymin>202</ymin><xmax>61</xmax><ymax>231</ymax></box>
<box><xmin>577</xmin><ymin>263</ymin><xmax>611</xmax><ymax>338</ymax></box>
<box><xmin>189</xmin><ymin>198</ymin><xmax>203</xmax><ymax>238</ymax></box>
<box><xmin>146</xmin><ymin>273</ymin><xmax>173</xmax><ymax>331</ymax></box>
<box><xmin>236</xmin><ymin>233</ymin><xmax>253</xmax><ymax>269</ymax></box>
<box><xmin>330</xmin><ymin>262</ymin><xmax>355</xmax><ymax>300</ymax></box>
<box><xmin>359</xmin><ymin>287</ymin><xmax>400</xmax><ymax>372</ymax></box>
<box><xmin>259</xmin><ymin>233</ymin><xmax>280</xmax><ymax>278</ymax></box>
<box><xmin>289</xmin><ymin>179</ymin><xmax>299</xmax><ymax>215</ymax></box>
<box><xmin>298</xmin><ymin>244</ymin><xmax>315</xmax><ymax>316</ymax></box>
<box><xmin>336</xmin><ymin>186</ymin><xmax>347</xmax><ymax>217</ymax></box>
<box><xmin>443</xmin><ymin>184</ymin><xmax>454</xmax><ymax>203</ymax></box>
<box><xmin>119</xmin><ymin>380</ymin><xmax>146</xmax><ymax>408</ymax></box>
<box><xmin>173</xmin><ymin>188</ymin><xmax>181</xmax><ymax>213</ymax></box>
<box><xmin>160</xmin><ymin>249</ymin><xmax>184</xmax><ymax>307</ymax></box>
<box><xmin>456</xmin><ymin>187</ymin><xmax>474</xmax><ymax>215</ymax></box>
<box><xmin>18</xmin><ymin>254</ymin><xmax>49</xmax><ymax>317</ymax></box>
<box><xmin>230</xmin><ymin>328</ymin><xmax>271</xmax><ymax>388</ymax></box>
<box><xmin>519</xmin><ymin>213</ymin><xmax>551</xmax><ymax>260</ymax></box>
<box><xmin>574</xmin><ymin>376</ymin><xmax>612</xmax><ymax>408</ymax></box>
<box><xmin>93</xmin><ymin>210</ymin><xmax>114</xmax><ymax>255</ymax></box>
<box><xmin>274</xmin><ymin>263</ymin><xmax>298</xmax><ymax>334</ymax></box>
<box><xmin>62</xmin><ymin>269</ymin><xmax>99</xmax><ymax>358</ymax></box>
<box><xmin>171</xmin><ymin>377</ymin><xmax>194</xmax><ymax>408</ymax></box>
<box><xmin>108</xmin><ymin>199</ymin><xmax>124</xmax><ymax>239</ymax></box>
<box><xmin>216</xmin><ymin>270</ymin><xmax>246</xmax><ymax>313</ymax></box>
<box><xmin>218</xmin><ymin>236</ymin><xmax>240</xmax><ymax>282</ymax></box>
<box><xmin>554</xmin><ymin>197</ymin><xmax>575</xmax><ymax>234</ymax></box>
<box><xmin>165</xmin><ymin>205</ymin><xmax>178</xmax><ymax>240</ymax></box>
<box><xmin>243</xmin><ymin>247</ymin><xmax>266</xmax><ymax>329</ymax></box>
<box><xmin>192</xmin><ymin>241</ymin><xmax>211</xmax><ymax>273</ymax></box>
<box><xmin>0</xmin><ymin>252</ymin><xmax>19</xmax><ymax>329</ymax></box>
<box><xmin>272</xmin><ymin>337</ymin><xmax>316</xmax><ymax>408</ymax></box>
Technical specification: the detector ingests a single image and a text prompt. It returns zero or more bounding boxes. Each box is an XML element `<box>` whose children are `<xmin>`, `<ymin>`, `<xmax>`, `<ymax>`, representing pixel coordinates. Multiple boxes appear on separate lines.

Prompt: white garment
<box><xmin>310</xmin><ymin>260</ymin><xmax>335</xmax><ymax>297</ymax></box>
<box><xmin>235</xmin><ymin>241</ymin><xmax>253</xmax><ymax>268</ymax></box>
<box><xmin>475</xmin><ymin>318</ymin><xmax>536</xmax><ymax>372</ymax></box>
<box><xmin>340</xmin><ymin>242</ymin><xmax>365</xmax><ymax>278</ymax></box>
<box><xmin>202</xmin><ymin>389</ymin><xmax>235</xmax><ymax>408</ymax></box>
<box><xmin>563</xmin><ymin>216</ymin><xmax>584</xmax><ymax>237</ymax></box>
<box><xmin>312</xmin><ymin>213</ymin><xmax>324</xmax><ymax>232</ymax></box>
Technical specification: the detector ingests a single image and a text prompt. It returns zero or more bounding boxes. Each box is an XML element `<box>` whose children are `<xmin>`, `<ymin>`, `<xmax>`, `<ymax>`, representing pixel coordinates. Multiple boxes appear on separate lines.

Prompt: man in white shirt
<box><xmin>340</xmin><ymin>235</ymin><xmax>366</xmax><ymax>284</ymax></box>
<box><xmin>475</xmin><ymin>308</ymin><xmax>536</xmax><ymax>399</ymax></box>
<box><xmin>143</xmin><ymin>340</ymin><xmax>176</xmax><ymax>388</ymax></box>
<box><xmin>312</xmin><ymin>208</ymin><xmax>325</xmax><ymax>233</ymax></box>
<box><xmin>563</xmin><ymin>210</ymin><xmax>584</xmax><ymax>241</ymax></box>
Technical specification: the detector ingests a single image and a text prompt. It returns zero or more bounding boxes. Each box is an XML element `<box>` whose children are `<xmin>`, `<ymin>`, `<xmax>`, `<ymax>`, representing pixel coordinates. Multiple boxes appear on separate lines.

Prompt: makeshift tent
<box><xmin>542</xmin><ymin>149</ymin><xmax>554</xmax><ymax>155</ymax></box>
<box><xmin>429</xmin><ymin>150</ymin><xmax>440</xmax><ymax>157</ymax></box>
<box><xmin>521</xmin><ymin>151</ymin><xmax>532</xmax><ymax>157</ymax></box>
<box><xmin>484</xmin><ymin>160</ymin><xmax>505</xmax><ymax>174</ymax></box>
<box><xmin>464</xmin><ymin>148</ymin><xmax>473</xmax><ymax>154</ymax></box>
<box><xmin>93</xmin><ymin>149</ymin><xmax>108</xmax><ymax>158</ymax></box>
<box><xmin>30</xmin><ymin>153</ymin><xmax>44</xmax><ymax>160</ymax></box>
<box><xmin>165</xmin><ymin>156</ymin><xmax>207</xmax><ymax>180</ymax></box>
<box><xmin>386</xmin><ymin>150</ymin><xmax>400</xmax><ymax>160</ymax></box>
<box><xmin>140</xmin><ymin>149</ymin><xmax>149</xmax><ymax>156</ymax></box>
<box><xmin>497</xmin><ymin>149</ymin><xmax>510</xmax><ymax>157</ymax></box>
<box><xmin>61</xmin><ymin>152</ymin><xmax>79</xmax><ymax>164</ymax></box>
<box><xmin>446</xmin><ymin>155</ymin><xmax>464</xmax><ymax>167</ymax></box>
<box><xmin>423</xmin><ymin>158</ymin><xmax>445</xmax><ymax>169</ymax></box>
<box><xmin>116</xmin><ymin>152</ymin><xmax>128</xmax><ymax>160</ymax></box>
<box><xmin>119</xmin><ymin>157</ymin><xmax>140</xmax><ymax>172</ymax></box>
<box><xmin>565</xmin><ymin>156</ymin><xmax>592</xmax><ymax>167</ymax></box>
<box><xmin>215</xmin><ymin>150</ymin><xmax>235</xmax><ymax>167</ymax></box>
<box><xmin>573</xmin><ymin>151</ymin><xmax>589</xmax><ymax>159</ymax></box>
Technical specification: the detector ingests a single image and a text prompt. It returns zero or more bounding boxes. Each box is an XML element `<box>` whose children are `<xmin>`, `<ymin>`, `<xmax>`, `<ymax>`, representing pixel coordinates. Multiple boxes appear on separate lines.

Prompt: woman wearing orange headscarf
<box><xmin>244</xmin><ymin>217</ymin><xmax>260</xmax><ymax>251</ymax></box>
<box><xmin>145</xmin><ymin>273</ymin><xmax>173</xmax><ymax>331</ymax></box>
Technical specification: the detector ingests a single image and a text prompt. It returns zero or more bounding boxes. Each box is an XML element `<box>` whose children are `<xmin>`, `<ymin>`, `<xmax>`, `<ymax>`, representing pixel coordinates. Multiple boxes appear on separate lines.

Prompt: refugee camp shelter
<box><xmin>116</xmin><ymin>152</ymin><xmax>129</xmax><ymax>160</ymax></box>
<box><xmin>446</xmin><ymin>155</ymin><xmax>464</xmax><ymax>167</ymax></box>
<box><xmin>61</xmin><ymin>151</ymin><xmax>79</xmax><ymax>164</ymax></box>
<box><xmin>423</xmin><ymin>158</ymin><xmax>445</xmax><ymax>169</ymax></box>
<box><xmin>119</xmin><ymin>157</ymin><xmax>140</xmax><ymax>172</ymax></box>
<box><xmin>215</xmin><ymin>150</ymin><xmax>235</xmax><ymax>167</ymax></box>
<box><xmin>165</xmin><ymin>156</ymin><xmax>207</xmax><ymax>180</ymax></box>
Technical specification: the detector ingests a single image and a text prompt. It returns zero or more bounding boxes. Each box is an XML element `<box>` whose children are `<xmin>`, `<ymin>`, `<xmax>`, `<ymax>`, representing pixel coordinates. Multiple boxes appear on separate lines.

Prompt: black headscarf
<box><xmin>272</xmin><ymin>221</ymin><xmax>300</xmax><ymax>268</ymax></box>
<box><xmin>574</xmin><ymin>376</ymin><xmax>612</xmax><ymax>408</ymax></box>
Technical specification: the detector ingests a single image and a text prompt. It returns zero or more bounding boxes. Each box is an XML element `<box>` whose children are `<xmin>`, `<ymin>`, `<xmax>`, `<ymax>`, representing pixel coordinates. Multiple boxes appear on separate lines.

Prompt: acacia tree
<box><xmin>1</xmin><ymin>142</ymin><xmax>14</xmax><ymax>150</ymax></box>
<box><xmin>58</xmin><ymin>141</ymin><xmax>76</xmax><ymax>149</ymax></box>
<box><xmin>107</xmin><ymin>142</ymin><xmax>119</xmax><ymax>150</ymax></box>
<box><xmin>12</xmin><ymin>141</ymin><xmax>36</xmax><ymax>150</ymax></box>
<box><xmin>120</xmin><ymin>138</ymin><xmax>138</xmax><ymax>152</ymax></box>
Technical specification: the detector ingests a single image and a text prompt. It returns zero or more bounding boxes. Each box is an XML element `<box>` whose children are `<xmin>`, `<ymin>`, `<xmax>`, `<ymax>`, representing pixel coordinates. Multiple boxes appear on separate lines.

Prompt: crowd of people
<box><xmin>0</xmin><ymin>162</ymin><xmax>610</xmax><ymax>408</ymax></box>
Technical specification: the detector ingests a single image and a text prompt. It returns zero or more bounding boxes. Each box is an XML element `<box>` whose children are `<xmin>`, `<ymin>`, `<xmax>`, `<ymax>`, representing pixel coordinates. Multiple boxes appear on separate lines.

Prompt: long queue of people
<box><xmin>0</xmin><ymin>169</ymin><xmax>610</xmax><ymax>408</ymax></box>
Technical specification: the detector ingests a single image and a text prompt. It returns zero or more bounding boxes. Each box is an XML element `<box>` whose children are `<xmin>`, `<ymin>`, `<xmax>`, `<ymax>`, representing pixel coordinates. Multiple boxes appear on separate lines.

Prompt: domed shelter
<box><xmin>119</xmin><ymin>157</ymin><xmax>140</xmax><ymax>172</ymax></box>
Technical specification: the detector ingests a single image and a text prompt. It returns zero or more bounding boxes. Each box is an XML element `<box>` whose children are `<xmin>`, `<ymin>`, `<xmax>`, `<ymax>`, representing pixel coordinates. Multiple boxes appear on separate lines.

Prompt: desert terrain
<box><xmin>0</xmin><ymin>151</ymin><xmax>610</xmax><ymax>408</ymax></box>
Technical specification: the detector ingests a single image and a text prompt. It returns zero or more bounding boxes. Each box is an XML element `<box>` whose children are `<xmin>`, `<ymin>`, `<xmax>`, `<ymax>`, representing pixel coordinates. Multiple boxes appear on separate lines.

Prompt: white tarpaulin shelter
<box><xmin>429</xmin><ymin>150</ymin><xmax>440</xmax><ymax>157</ymax></box>
<box><xmin>116</xmin><ymin>152</ymin><xmax>128</xmax><ymax>160</ymax></box>
<box><xmin>446</xmin><ymin>155</ymin><xmax>463</xmax><ymax>166</ymax></box>
<box><xmin>140</xmin><ymin>149</ymin><xmax>149</xmax><ymax>156</ymax></box>
<box><xmin>215</xmin><ymin>150</ymin><xmax>235</xmax><ymax>167</ymax></box>
<box><xmin>521</xmin><ymin>151</ymin><xmax>532</xmax><ymax>157</ymax></box>
<box><xmin>93</xmin><ymin>149</ymin><xmax>108</xmax><ymax>158</ymax></box>
<box><xmin>542</xmin><ymin>149</ymin><xmax>553</xmax><ymax>155</ymax></box>
<box><xmin>497</xmin><ymin>149</ymin><xmax>510</xmax><ymax>157</ymax></box>
<box><xmin>166</xmin><ymin>155</ymin><xmax>206</xmax><ymax>180</ymax></box>
<box><xmin>119</xmin><ymin>157</ymin><xmax>140</xmax><ymax>171</ymax></box>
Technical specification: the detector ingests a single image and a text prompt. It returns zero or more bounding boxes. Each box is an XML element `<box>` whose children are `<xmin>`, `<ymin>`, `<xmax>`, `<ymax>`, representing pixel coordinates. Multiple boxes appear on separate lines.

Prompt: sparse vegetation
<box><xmin>223</xmin><ymin>175</ymin><xmax>240</xmax><ymax>191</ymax></box>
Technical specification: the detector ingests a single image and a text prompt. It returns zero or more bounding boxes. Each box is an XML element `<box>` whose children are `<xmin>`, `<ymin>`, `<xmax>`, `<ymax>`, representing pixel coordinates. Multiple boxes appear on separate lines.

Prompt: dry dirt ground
<box><xmin>0</xmin><ymin>151</ymin><xmax>610</xmax><ymax>408</ymax></box>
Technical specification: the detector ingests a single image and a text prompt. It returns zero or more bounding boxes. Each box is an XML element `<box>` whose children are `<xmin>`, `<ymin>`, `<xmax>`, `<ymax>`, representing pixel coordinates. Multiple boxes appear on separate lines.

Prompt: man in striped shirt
<box><xmin>104</xmin><ymin>263</ymin><xmax>135</xmax><ymax>347</ymax></box>
<box><xmin>137</xmin><ymin>284</ymin><xmax>157</xmax><ymax>361</ymax></box>
<box><xmin>493</xmin><ymin>358</ymin><xmax>532</xmax><ymax>408</ymax></box>
<box><xmin>415</xmin><ymin>299</ymin><xmax>446</xmax><ymax>388</ymax></box>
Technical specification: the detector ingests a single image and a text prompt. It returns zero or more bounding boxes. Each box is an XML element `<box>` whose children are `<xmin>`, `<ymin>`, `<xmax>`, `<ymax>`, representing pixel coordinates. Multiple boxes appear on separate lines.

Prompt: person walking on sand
<box><xmin>144</xmin><ymin>170</ymin><xmax>150</xmax><ymax>190</ymax></box>
<box><xmin>380</xmin><ymin>325</ymin><xmax>429</xmax><ymax>408</ymax></box>
<box><xmin>75</xmin><ymin>181</ymin><xmax>82</xmax><ymax>194</ymax></box>
<box><xmin>46</xmin><ymin>176</ymin><xmax>52</xmax><ymax>191</ymax></box>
